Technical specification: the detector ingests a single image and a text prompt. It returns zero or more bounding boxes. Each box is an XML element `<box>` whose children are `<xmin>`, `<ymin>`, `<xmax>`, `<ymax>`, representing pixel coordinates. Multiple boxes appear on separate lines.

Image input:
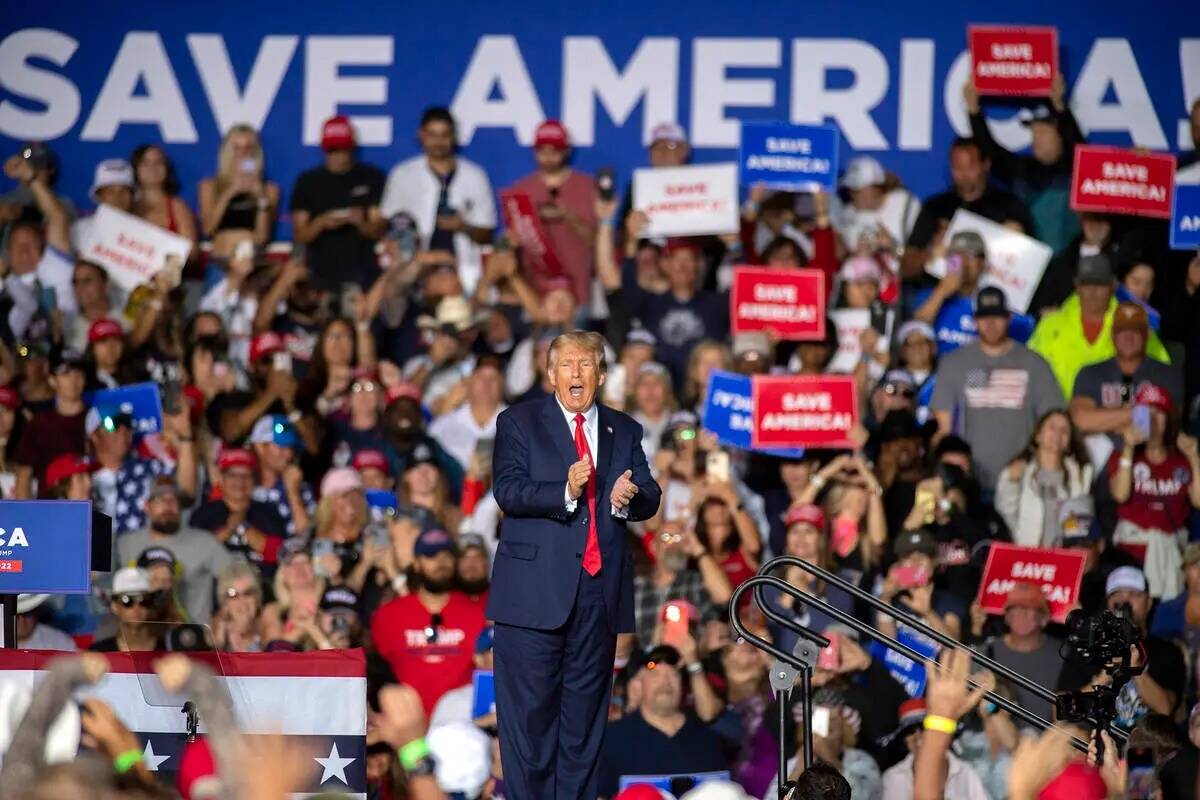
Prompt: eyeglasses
<box><xmin>351</xmin><ymin>381</ymin><xmax>377</xmax><ymax>393</ymax></box>
<box><xmin>116</xmin><ymin>592</ymin><xmax>160</xmax><ymax>609</ymax></box>
<box><xmin>883</xmin><ymin>383</ymin><xmax>915</xmax><ymax>399</ymax></box>
<box><xmin>659</xmin><ymin>531</ymin><xmax>683</xmax><ymax>545</ymax></box>
<box><xmin>225</xmin><ymin>586</ymin><xmax>260</xmax><ymax>600</ymax></box>
<box><xmin>424</xmin><ymin>612</ymin><xmax>443</xmax><ymax>644</ymax></box>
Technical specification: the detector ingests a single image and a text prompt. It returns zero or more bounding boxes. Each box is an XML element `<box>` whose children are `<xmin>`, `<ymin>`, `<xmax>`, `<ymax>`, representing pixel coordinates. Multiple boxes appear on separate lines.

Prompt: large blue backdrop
<box><xmin>1</xmin><ymin>0</ymin><xmax>1196</xmax><ymax>227</ymax></box>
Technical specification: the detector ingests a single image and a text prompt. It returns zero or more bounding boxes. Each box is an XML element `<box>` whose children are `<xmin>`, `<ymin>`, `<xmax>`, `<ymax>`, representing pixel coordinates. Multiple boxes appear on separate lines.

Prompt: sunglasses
<box><xmin>116</xmin><ymin>592</ymin><xmax>160</xmax><ymax>609</ymax></box>
<box><xmin>351</xmin><ymin>381</ymin><xmax>378</xmax><ymax>393</ymax></box>
<box><xmin>424</xmin><ymin>612</ymin><xmax>443</xmax><ymax>644</ymax></box>
<box><xmin>883</xmin><ymin>383</ymin><xmax>915</xmax><ymax>399</ymax></box>
<box><xmin>659</xmin><ymin>531</ymin><xmax>683</xmax><ymax>545</ymax></box>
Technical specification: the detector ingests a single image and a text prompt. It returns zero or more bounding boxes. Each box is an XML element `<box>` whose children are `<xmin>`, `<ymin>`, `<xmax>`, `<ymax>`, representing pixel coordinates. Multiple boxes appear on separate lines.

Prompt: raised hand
<box><xmin>610</xmin><ymin>469</ymin><xmax>638</xmax><ymax>509</ymax></box>
<box><xmin>567</xmin><ymin>457</ymin><xmax>592</xmax><ymax>500</ymax></box>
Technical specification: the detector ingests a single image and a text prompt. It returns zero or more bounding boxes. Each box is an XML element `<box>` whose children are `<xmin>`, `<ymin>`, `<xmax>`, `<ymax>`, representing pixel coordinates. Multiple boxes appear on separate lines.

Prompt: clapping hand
<box><xmin>610</xmin><ymin>469</ymin><xmax>638</xmax><ymax>509</ymax></box>
<box><xmin>567</xmin><ymin>457</ymin><xmax>592</xmax><ymax>500</ymax></box>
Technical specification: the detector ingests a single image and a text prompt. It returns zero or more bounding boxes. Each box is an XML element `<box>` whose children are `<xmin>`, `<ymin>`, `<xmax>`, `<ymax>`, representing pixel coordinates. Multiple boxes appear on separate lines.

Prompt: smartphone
<box><xmin>272</xmin><ymin>351</ymin><xmax>293</xmax><ymax>374</ymax></box>
<box><xmin>811</xmin><ymin>705</ymin><xmax>831</xmax><ymax>738</ymax></box>
<box><xmin>161</xmin><ymin>379</ymin><xmax>182</xmax><ymax>416</ymax></box>
<box><xmin>705</xmin><ymin>450</ymin><xmax>730</xmax><ymax>484</ymax></box>
<box><xmin>831</xmin><ymin>517</ymin><xmax>859</xmax><ymax>558</ymax></box>
<box><xmin>945</xmin><ymin>253</ymin><xmax>963</xmax><ymax>275</ymax></box>
<box><xmin>311</xmin><ymin>539</ymin><xmax>336</xmax><ymax>577</ymax></box>
<box><xmin>892</xmin><ymin>563</ymin><xmax>931</xmax><ymax>590</ymax></box>
<box><xmin>1132</xmin><ymin>404</ymin><xmax>1151</xmax><ymax>440</ymax></box>
<box><xmin>595</xmin><ymin>167</ymin><xmax>617</xmax><ymax>202</ymax></box>
<box><xmin>340</xmin><ymin>283</ymin><xmax>364</xmax><ymax>319</ymax></box>
<box><xmin>387</xmin><ymin>212</ymin><xmax>419</xmax><ymax>264</ymax></box>
<box><xmin>915</xmin><ymin>487</ymin><xmax>936</xmax><ymax>522</ymax></box>
<box><xmin>662</xmin><ymin>600</ymin><xmax>690</xmax><ymax>648</ymax></box>
<box><xmin>1125</xmin><ymin>746</ymin><xmax>1156</xmax><ymax>800</ymax></box>
<box><xmin>238</xmin><ymin>157</ymin><xmax>257</xmax><ymax>174</ymax></box>
<box><xmin>817</xmin><ymin>632</ymin><xmax>840</xmax><ymax>671</ymax></box>
<box><xmin>234</xmin><ymin>239</ymin><xmax>255</xmax><ymax>263</ymax></box>
<box><xmin>475</xmin><ymin>437</ymin><xmax>495</xmax><ymax>465</ymax></box>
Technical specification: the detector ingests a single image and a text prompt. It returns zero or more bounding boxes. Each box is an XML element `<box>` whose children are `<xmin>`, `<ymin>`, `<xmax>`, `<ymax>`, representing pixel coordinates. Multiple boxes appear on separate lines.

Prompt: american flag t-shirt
<box><xmin>963</xmin><ymin>368</ymin><xmax>1029</xmax><ymax>409</ymax></box>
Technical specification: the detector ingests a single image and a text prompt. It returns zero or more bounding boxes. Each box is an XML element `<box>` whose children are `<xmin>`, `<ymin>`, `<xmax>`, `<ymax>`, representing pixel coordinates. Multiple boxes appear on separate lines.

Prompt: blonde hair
<box><xmin>546</xmin><ymin>331</ymin><xmax>608</xmax><ymax>374</ymax></box>
<box><xmin>213</xmin><ymin>123</ymin><xmax>263</xmax><ymax>197</ymax></box>
<box><xmin>272</xmin><ymin>564</ymin><xmax>326</xmax><ymax>613</ymax></box>
<box><xmin>314</xmin><ymin>491</ymin><xmax>367</xmax><ymax>537</ymax></box>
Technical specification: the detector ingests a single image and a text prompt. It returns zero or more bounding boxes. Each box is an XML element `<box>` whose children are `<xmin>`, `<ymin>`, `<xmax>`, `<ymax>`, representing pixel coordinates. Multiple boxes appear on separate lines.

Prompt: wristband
<box><xmin>599</xmin><ymin>216</ymin><xmax>615</xmax><ymax>227</ymax></box>
<box><xmin>923</xmin><ymin>715</ymin><xmax>957</xmax><ymax>735</ymax></box>
<box><xmin>113</xmin><ymin>748</ymin><xmax>143</xmax><ymax>774</ymax></box>
<box><xmin>686</xmin><ymin>661</ymin><xmax>704</xmax><ymax>675</ymax></box>
<box><xmin>810</xmin><ymin>475</ymin><xmax>827</xmax><ymax>490</ymax></box>
<box><xmin>1118</xmin><ymin>457</ymin><xmax>1133</xmax><ymax>468</ymax></box>
<box><xmin>399</xmin><ymin>737</ymin><xmax>430</xmax><ymax>771</ymax></box>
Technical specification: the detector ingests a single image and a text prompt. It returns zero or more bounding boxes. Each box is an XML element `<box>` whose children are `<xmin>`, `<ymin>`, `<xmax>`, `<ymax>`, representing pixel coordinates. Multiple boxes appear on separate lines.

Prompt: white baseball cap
<box><xmin>681</xmin><ymin>781</ymin><xmax>752</xmax><ymax>800</ymax></box>
<box><xmin>90</xmin><ymin>159</ymin><xmax>134</xmax><ymax>201</ymax></box>
<box><xmin>896</xmin><ymin>320</ymin><xmax>936</xmax><ymax>345</ymax></box>
<box><xmin>112</xmin><ymin>566</ymin><xmax>153</xmax><ymax>595</ymax></box>
<box><xmin>1105</xmin><ymin>566</ymin><xmax>1147</xmax><ymax>597</ymax></box>
<box><xmin>840</xmin><ymin>156</ymin><xmax>886</xmax><ymax>190</ymax></box>
<box><xmin>650</xmin><ymin>122</ymin><xmax>687</xmax><ymax>145</ymax></box>
<box><xmin>427</xmin><ymin>722</ymin><xmax>490</xmax><ymax>796</ymax></box>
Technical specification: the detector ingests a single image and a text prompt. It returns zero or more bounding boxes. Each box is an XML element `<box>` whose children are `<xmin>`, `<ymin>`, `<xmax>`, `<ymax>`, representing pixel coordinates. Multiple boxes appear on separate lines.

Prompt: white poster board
<box><xmin>827</xmin><ymin>308</ymin><xmax>892</xmax><ymax>374</ymax></box>
<box><xmin>81</xmin><ymin>205</ymin><xmax>191</xmax><ymax>291</ymax></box>
<box><xmin>927</xmin><ymin>208</ymin><xmax>1052</xmax><ymax>313</ymax></box>
<box><xmin>633</xmin><ymin>163</ymin><xmax>740</xmax><ymax>237</ymax></box>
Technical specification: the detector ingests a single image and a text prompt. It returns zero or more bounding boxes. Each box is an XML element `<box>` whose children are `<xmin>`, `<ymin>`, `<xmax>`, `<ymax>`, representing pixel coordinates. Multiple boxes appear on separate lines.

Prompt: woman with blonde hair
<box><xmin>682</xmin><ymin>339</ymin><xmax>733</xmax><ymax>413</ymax></box>
<box><xmin>796</xmin><ymin>454</ymin><xmax>887</xmax><ymax>574</ymax></box>
<box><xmin>259</xmin><ymin>539</ymin><xmax>326</xmax><ymax>644</ymax></box>
<box><xmin>197</xmin><ymin>124</ymin><xmax>280</xmax><ymax>259</ymax></box>
<box><xmin>311</xmin><ymin>467</ymin><xmax>377</xmax><ymax>594</ymax></box>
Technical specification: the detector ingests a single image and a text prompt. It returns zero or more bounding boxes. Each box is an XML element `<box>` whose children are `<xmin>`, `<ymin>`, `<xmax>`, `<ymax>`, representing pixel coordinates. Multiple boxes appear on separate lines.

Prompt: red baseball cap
<box><xmin>87</xmin><ymin>318</ymin><xmax>124</xmax><ymax>343</ymax></box>
<box><xmin>249</xmin><ymin>332</ymin><xmax>284</xmax><ymax>363</ymax></box>
<box><xmin>534</xmin><ymin>119</ymin><xmax>569</xmax><ymax>150</ymax></box>
<box><xmin>1134</xmin><ymin>382</ymin><xmax>1171</xmax><ymax>414</ymax></box>
<box><xmin>217</xmin><ymin>448</ymin><xmax>257</xmax><ymax>473</ymax></box>
<box><xmin>0</xmin><ymin>385</ymin><xmax>19</xmax><ymax>410</ymax></box>
<box><xmin>176</xmin><ymin>737</ymin><xmax>219</xmax><ymax>800</ymax></box>
<box><xmin>386</xmin><ymin>382</ymin><xmax>423</xmax><ymax>406</ymax></box>
<box><xmin>784</xmin><ymin>503</ymin><xmax>826</xmax><ymax>531</ymax></box>
<box><xmin>352</xmin><ymin>448</ymin><xmax>391</xmax><ymax>475</ymax></box>
<box><xmin>44</xmin><ymin>453</ymin><xmax>96</xmax><ymax>489</ymax></box>
<box><xmin>321</xmin><ymin>115</ymin><xmax>356</xmax><ymax>152</ymax></box>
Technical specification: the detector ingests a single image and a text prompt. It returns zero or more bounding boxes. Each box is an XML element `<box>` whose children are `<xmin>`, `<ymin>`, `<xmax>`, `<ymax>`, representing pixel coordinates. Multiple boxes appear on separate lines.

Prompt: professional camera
<box><xmin>1060</xmin><ymin>606</ymin><xmax>1142</xmax><ymax>665</ymax></box>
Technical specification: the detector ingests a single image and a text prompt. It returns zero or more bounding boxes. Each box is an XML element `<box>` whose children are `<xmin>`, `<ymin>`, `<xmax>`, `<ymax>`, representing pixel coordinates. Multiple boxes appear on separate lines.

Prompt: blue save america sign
<box><xmin>868</xmin><ymin>625</ymin><xmax>939</xmax><ymax>697</ymax></box>
<box><xmin>702</xmin><ymin>370</ymin><xmax>803</xmax><ymax>458</ymax></box>
<box><xmin>740</xmin><ymin>122</ymin><xmax>840</xmax><ymax>192</ymax></box>
<box><xmin>85</xmin><ymin>382</ymin><xmax>164</xmax><ymax>437</ymax></box>
<box><xmin>0</xmin><ymin>500</ymin><xmax>93</xmax><ymax>593</ymax></box>
<box><xmin>1171</xmin><ymin>184</ymin><xmax>1200</xmax><ymax>250</ymax></box>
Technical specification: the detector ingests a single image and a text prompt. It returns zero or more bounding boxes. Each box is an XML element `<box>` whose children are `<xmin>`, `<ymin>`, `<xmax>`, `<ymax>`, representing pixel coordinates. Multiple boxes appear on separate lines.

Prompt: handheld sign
<box><xmin>730</xmin><ymin>267</ymin><xmax>825</xmax><ymax>340</ymax></box>
<box><xmin>751</xmin><ymin>375</ymin><xmax>858</xmax><ymax>450</ymax></box>
<box><xmin>739</xmin><ymin>122</ymin><xmax>840</xmax><ymax>192</ymax></box>
<box><xmin>633</xmin><ymin>163</ymin><xmax>739</xmax><ymax>237</ymax></box>
<box><xmin>498</xmin><ymin>189</ymin><xmax>564</xmax><ymax>280</ymax></box>
<box><xmin>81</xmin><ymin>205</ymin><xmax>192</xmax><ymax>292</ymax></box>
<box><xmin>868</xmin><ymin>625</ymin><xmax>939</xmax><ymax>698</ymax></box>
<box><xmin>0</xmin><ymin>500</ymin><xmax>93</xmax><ymax>594</ymax></box>
<box><xmin>471</xmin><ymin>670</ymin><xmax>496</xmax><ymax>718</ymax></box>
<box><xmin>1170</xmin><ymin>184</ymin><xmax>1200</xmax><ymax>250</ymax></box>
<box><xmin>617</xmin><ymin>771</ymin><xmax>732</xmax><ymax>795</ymax></box>
<box><xmin>1070</xmin><ymin>146</ymin><xmax>1176</xmax><ymax>219</ymax></box>
<box><xmin>968</xmin><ymin>25</ymin><xmax>1058</xmax><ymax>96</ymax></box>
<box><xmin>928</xmin><ymin>208</ymin><xmax>1052</xmax><ymax>314</ymax></box>
<box><xmin>701</xmin><ymin>370</ymin><xmax>804</xmax><ymax>458</ymax></box>
<box><xmin>976</xmin><ymin>543</ymin><xmax>1087</xmax><ymax>623</ymax></box>
<box><xmin>85</xmin><ymin>382</ymin><xmax>164</xmax><ymax>438</ymax></box>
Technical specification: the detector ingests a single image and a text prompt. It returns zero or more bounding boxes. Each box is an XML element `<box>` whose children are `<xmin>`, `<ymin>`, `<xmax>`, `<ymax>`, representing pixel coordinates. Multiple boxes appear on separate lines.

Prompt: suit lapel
<box><xmin>596</xmin><ymin>404</ymin><xmax>614</xmax><ymax>483</ymax></box>
<box><xmin>541</xmin><ymin>396</ymin><xmax>580</xmax><ymax>470</ymax></box>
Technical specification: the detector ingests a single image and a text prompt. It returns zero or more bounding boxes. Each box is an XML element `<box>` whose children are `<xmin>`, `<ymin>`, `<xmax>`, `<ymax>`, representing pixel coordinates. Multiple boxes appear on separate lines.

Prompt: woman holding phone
<box><xmin>198</xmin><ymin>124</ymin><xmax>280</xmax><ymax>259</ymax></box>
<box><xmin>1110</xmin><ymin>383</ymin><xmax>1200</xmax><ymax>599</ymax></box>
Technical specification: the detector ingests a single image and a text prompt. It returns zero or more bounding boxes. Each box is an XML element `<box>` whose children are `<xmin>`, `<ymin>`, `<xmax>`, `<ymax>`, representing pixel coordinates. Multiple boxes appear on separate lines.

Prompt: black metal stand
<box><xmin>1</xmin><ymin>594</ymin><xmax>16</xmax><ymax>649</ymax></box>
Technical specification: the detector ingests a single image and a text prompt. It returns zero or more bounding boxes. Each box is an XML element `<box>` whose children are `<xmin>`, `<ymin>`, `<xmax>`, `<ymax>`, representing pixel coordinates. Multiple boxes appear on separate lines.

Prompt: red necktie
<box><xmin>573</xmin><ymin>413</ymin><xmax>602</xmax><ymax>576</ymax></box>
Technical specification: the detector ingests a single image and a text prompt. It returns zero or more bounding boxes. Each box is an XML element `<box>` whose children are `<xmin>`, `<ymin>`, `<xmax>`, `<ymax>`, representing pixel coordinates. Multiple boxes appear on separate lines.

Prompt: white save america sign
<box><xmin>633</xmin><ymin>163</ymin><xmax>740</xmax><ymax>237</ymax></box>
<box><xmin>927</xmin><ymin>208</ymin><xmax>1052</xmax><ymax>314</ymax></box>
<box><xmin>82</xmin><ymin>205</ymin><xmax>191</xmax><ymax>292</ymax></box>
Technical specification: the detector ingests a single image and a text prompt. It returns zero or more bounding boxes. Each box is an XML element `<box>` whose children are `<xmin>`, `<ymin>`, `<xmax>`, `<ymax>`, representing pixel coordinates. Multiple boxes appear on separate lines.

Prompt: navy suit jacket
<box><xmin>487</xmin><ymin>395</ymin><xmax>661</xmax><ymax>633</ymax></box>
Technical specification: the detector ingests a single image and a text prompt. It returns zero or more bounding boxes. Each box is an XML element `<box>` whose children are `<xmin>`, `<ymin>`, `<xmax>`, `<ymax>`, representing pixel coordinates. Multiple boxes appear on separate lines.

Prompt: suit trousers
<box><xmin>494</xmin><ymin>569</ymin><xmax>616</xmax><ymax>800</ymax></box>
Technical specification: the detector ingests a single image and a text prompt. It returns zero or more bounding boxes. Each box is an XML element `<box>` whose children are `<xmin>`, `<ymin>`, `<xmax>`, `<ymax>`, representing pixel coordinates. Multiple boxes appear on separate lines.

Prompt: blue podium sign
<box><xmin>0</xmin><ymin>501</ymin><xmax>93</xmax><ymax>594</ymax></box>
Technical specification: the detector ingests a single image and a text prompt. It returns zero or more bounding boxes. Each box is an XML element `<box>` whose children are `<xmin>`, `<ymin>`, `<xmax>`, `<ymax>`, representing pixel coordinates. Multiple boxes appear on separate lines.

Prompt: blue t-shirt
<box><xmin>913</xmin><ymin>289</ymin><xmax>1034</xmax><ymax>356</ymax></box>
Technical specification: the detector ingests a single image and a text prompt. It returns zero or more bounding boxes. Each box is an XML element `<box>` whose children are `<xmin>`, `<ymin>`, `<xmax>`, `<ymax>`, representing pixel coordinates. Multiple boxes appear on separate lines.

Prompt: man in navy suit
<box><xmin>489</xmin><ymin>330</ymin><xmax>662</xmax><ymax>800</ymax></box>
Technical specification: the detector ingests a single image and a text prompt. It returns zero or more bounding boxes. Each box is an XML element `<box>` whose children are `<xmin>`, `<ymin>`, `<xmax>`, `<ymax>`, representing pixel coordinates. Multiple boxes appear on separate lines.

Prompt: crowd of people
<box><xmin>1</xmin><ymin>64</ymin><xmax>1200</xmax><ymax>799</ymax></box>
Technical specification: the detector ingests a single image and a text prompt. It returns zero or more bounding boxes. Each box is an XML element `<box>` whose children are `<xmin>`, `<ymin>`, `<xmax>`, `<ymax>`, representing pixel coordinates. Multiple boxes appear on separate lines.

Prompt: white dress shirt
<box><xmin>428</xmin><ymin>401</ymin><xmax>504</xmax><ymax>470</ymax></box>
<box><xmin>379</xmin><ymin>155</ymin><xmax>497</xmax><ymax>293</ymax></box>
<box><xmin>556</xmin><ymin>397</ymin><xmax>626</xmax><ymax>517</ymax></box>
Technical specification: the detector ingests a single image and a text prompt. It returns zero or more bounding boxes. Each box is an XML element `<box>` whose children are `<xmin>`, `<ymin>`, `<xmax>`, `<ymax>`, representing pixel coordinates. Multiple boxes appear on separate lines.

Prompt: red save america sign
<box><xmin>968</xmin><ymin>25</ymin><xmax>1058</xmax><ymax>96</ymax></box>
<box><xmin>751</xmin><ymin>375</ymin><xmax>857</xmax><ymax>450</ymax></box>
<box><xmin>977</xmin><ymin>543</ymin><xmax>1087</xmax><ymax>623</ymax></box>
<box><xmin>1070</xmin><ymin>146</ymin><xmax>1176</xmax><ymax>219</ymax></box>
<box><xmin>730</xmin><ymin>267</ymin><xmax>825</xmax><ymax>340</ymax></box>
<box><xmin>498</xmin><ymin>189</ymin><xmax>563</xmax><ymax>279</ymax></box>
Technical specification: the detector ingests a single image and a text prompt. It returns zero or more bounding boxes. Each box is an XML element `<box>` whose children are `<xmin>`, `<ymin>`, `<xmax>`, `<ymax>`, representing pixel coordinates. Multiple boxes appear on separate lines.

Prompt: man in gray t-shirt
<box><xmin>1070</xmin><ymin>301</ymin><xmax>1181</xmax><ymax>452</ymax></box>
<box><xmin>116</xmin><ymin>480</ymin><xmax>233</xmax><ymax>625</ymax></box>
<box><xmin>932</xmin><ymin>287</ymin><xmax>1064</xmax><ymax>490</ymax></box>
